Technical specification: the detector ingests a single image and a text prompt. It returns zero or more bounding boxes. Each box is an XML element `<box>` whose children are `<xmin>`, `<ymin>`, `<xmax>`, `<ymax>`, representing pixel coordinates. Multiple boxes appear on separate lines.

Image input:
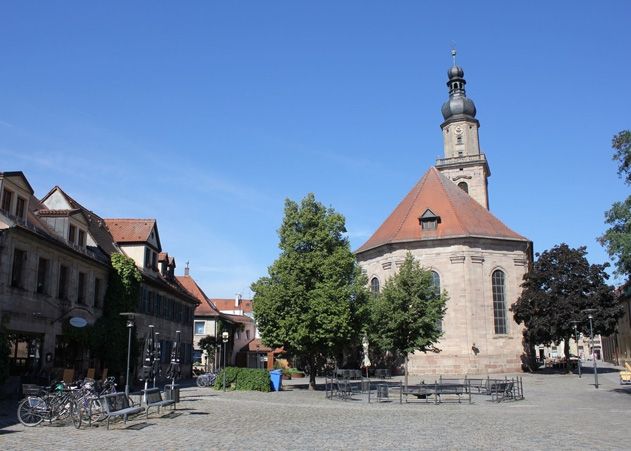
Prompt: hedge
<box><xmin>214</xmin><ymin>367</ymin><xmax>271</xmax><ymax>392</ymax></box>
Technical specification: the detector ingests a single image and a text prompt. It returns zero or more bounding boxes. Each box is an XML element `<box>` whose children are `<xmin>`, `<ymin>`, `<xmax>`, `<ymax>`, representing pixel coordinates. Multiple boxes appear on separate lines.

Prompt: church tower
<box><xmin>436</xmin><ymin>51</ymin><xmax>490</xmax><ymax>210</ymax></box>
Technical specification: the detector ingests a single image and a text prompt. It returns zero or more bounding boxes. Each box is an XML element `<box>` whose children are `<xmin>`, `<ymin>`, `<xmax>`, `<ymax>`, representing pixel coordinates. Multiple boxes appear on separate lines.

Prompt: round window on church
<box><xmin>458</xmin><ymin>182</ymin><xmax>469</xmax><ymax>193</ymax></box>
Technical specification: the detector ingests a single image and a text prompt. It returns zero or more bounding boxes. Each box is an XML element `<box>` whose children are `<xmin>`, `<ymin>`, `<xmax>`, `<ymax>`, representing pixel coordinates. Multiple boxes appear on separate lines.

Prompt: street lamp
<box><xmin>222</xmin><ymin>331</ymin><xmax>229</xmax><ymax>392</ymax></box>
<box><xmin>119</xmin><ymin>313</ymin><xmax>136</xmax><ymax>396</ymax></box>
<box><xmin>582</xmin><ymin>309</ymin><xmax>599</xmax><ymax>389</ymax></box>
<box><xmin>587</xmin><ymin>313</ymin><xmax>599</xmax><ymax>389</ymax></box>
<box><xmin>570</xmin><ymin>321</ymin><xmax>582</xmax><ymax>378</ymax></box>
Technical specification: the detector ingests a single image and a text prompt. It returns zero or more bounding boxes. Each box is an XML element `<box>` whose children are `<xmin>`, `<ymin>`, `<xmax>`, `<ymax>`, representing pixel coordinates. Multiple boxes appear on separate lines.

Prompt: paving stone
<box><xmin>0</xmin><ymin>365</ymin><xmax>629</xmax><ymax>450</ymax></box>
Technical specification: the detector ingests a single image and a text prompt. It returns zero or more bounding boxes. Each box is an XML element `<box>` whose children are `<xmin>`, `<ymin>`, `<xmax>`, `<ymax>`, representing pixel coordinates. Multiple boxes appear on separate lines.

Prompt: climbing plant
<box><xmin>91</xmin><ymin>253</ymin><xmax>143</xmax><ymax>375</ymax></box>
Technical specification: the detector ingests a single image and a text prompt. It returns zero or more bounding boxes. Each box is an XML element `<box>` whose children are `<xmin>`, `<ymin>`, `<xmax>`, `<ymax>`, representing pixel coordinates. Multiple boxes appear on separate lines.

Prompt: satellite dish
<box><xmin>69</xmin><ymin>316</ymin><xmax>88</xmax><ymax>328</ymax></box>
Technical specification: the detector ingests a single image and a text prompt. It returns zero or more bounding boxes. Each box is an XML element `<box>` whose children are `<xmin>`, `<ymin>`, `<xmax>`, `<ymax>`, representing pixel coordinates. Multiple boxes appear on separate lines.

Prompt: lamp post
<box><xmin>222</xmin><ymin>331</ymin><xmax>229</xmax><ymax>392</ymax></box>
<box><xmin>119</xmin><ymin>313</ymin><xmax>136</xmax><ymax>397</ymax></box>
<box><xmin>587</xmin><ymin>313</ymin><xmax>599</xmax><ymax>389</ymax></box>
<box><xmin>570</xmin><ymin>321</ymin><xmax>582</xmax><ymax>378</ymax></box>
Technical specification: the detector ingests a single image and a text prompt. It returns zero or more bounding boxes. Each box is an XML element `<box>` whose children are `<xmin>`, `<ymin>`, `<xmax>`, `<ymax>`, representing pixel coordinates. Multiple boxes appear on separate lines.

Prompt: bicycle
<box><xmin>73</xmin><ymin>377</ymin><xmax>118</xmax><ymax>425</ymax></box>
<box><xmin>196</xmin><ymin>371</ymin><xmax>217</xmax><ymax>387</ymax></box>
<box><xmin>17</xmin><ymin>382</ymin><xmax>82</xmax><ymax>428</ymax></box>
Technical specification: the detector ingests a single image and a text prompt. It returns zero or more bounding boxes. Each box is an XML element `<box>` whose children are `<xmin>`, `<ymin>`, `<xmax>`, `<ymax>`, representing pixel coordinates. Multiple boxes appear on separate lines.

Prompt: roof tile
<box><xmin>356</xmin><ymin>167</ymin><xmax>528</xmax><ymax>254</ymax></box>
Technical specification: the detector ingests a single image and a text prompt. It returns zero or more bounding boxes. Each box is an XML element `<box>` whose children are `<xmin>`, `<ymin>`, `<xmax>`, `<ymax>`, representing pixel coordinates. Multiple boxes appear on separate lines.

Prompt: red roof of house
<box><xmin>212</xmin><ymin>298</ymin><xmax>253</xmax><ymax>313</ymax></box>
<box><xmin>104</xmin><ymin>218</ymin><xmax>156</xmax><ymax>244</ymax></box>
<box><xmin>222</xmin><ymin>313</ymin><xmax>254</xmax><ymax>324</ymax></box>
<box><xmin>356</xmin><ymin>167</ymin><xmax>528</xmax><ymax>254</ymax></box>
<box><xmin>177</xmin><ymin>275</ymin><xmax>220</xmax><ymax>317</ymax></box>
<box><xmin>241</xmin><ymin>338</ymin><xmax>283</xmax><ymax>353</ymax></box>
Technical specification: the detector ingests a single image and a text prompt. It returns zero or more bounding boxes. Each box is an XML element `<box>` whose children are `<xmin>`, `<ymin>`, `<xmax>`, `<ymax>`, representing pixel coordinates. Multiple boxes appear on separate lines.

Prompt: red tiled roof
<box><xmin>158</xmin><ymin>252</ymin><xmax>169</xmax><ymax>262</ymax></box>
<box><xmin>241</xmin><ymin>338</ymin><xmax>283</xmax><ymax>353</ymax></box>
<box><xmin>222</xmin><ymin>313</ymin><xmax>254</xmax><ymax>324</ymax></box>
<box><xmin>212</xmin><ymin>298</ymin><xmax>253</xmax><ymax>313</ymax></box>
<box><xmin>356</xmin><ymin>167</ymin><xmax>528</xmax><ymax>254</ymax></box>
<box><xmin>35</xmin><ymin>209</ymin><xmax>82</xmax><ymax>217</ymax></box>
<box><xmin>177</xmin><ymin>275</ymin><xmax>219</xmax><ymax>316</ymax></box>
<box><xmin>104</xmin><ymin>218</ymin><xmax>156</xmax><ymax>244</ymax></box>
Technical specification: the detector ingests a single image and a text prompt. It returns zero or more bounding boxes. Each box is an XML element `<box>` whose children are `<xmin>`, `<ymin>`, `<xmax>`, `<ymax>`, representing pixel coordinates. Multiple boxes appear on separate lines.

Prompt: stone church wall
<box><xmin>358</xmin><ymin>238</ymin><xmax>530</xmax><ymax>375</ymax></box>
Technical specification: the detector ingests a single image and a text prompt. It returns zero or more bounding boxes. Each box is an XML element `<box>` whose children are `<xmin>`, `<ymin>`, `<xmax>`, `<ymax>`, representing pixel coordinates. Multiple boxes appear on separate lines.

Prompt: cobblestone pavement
<box><xmin>1</xmin><ymin>364</ymin><xmax>630</xmax><ymax>450</ymax></box>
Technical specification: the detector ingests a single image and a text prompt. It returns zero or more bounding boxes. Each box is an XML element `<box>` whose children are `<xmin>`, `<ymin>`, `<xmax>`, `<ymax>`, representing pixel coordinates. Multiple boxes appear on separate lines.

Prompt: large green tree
<box><xmin>369</xmin><ymin>252</ymin><xmax>447</xmax><ymax>386</ymax></box>
<box><xmin>599</xmin><ymin>130</ymin><xmax>631</xmax><ymax>278</ymax></box>
<box><xmin>511</xmin><ymin>243</ymin><xmax>621</xmax><ymax>371</ymax></box>
<box><xmin>251</xmin><ymin>193</ymin><xmax>368</xmax><ymax>389</ymax></box>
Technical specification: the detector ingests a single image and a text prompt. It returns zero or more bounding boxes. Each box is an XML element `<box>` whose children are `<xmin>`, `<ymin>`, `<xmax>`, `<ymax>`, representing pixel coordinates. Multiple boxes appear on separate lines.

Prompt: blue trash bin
<box><xmin>270</xmin><ymin>370</ymin><xmax>283</xmax><ymax>391</ymax></box>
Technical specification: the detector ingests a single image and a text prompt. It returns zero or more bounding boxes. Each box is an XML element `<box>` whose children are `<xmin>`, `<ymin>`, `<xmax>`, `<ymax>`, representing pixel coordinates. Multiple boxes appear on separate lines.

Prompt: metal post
<box><xmin>574</xmin><ymin>325</ymin><xmax>582</xmax><ymax>378</ymax></box>
<box><xmin>125</xmin><ymin>320</ymin><xmax>133</xmax><ymax>396</ymax></box>
<box><xmin>588</xmin><ymin>314</ymin><xmax>599</xmax><ymax>389</ymax></box>
<box><xmin>222</xmin><ymin>331</ymin><xmax>229</xmax><ymax>392</ymax></box>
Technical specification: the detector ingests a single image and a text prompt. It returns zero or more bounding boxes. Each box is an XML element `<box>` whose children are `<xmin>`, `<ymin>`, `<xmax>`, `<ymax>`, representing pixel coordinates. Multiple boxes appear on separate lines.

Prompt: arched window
<box><xmin>370</xmin><ymin>277</ymin><xmax>380</xmax><ymax>294</ymax></box>
<box><xmin>430</xmin><ymin>271</ymin><xmax>440</xmax><ymax>295</ymax></box>
<box><xmin>458</xmin><ymin>182</ymin><xmax>469</xmax><ymax>193</ymax></box>
<box><xmin>431</xmin><ymin>271</ymin><xmax>442</xmax><ymax>332</ymax></box>
<box><xmin>492</xmin><ymin>270</ymin><xmax>508</xmax><ymax>334</ymax></box>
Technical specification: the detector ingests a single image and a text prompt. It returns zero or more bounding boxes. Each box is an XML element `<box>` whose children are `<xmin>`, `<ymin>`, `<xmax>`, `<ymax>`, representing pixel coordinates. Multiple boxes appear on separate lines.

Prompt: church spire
<box><xmin>436</xmin><ymin>51</ymin><xmax>490</xmax><ymax>210</ymax></box>
<box><xmin>441</xmin><ymin>50</ymin><xmax>477</xmax><ymax>125</ymax></box>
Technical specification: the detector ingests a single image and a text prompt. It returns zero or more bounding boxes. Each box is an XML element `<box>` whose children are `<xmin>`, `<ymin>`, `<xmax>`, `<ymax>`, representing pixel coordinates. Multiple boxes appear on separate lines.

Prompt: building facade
<box><xmin>1</xmin><ymin>170</ymin><xmax>198</xmax><ymax>389</ymax></box>
<box><xmin>0</xmin><ymin>172</ymin><xmax>110</xmax><ymax>385</ymax></box>
<box><xmin>355</xmin><ymin>58</ymin><xmax>532</xmax><ymax>376</ymax></box>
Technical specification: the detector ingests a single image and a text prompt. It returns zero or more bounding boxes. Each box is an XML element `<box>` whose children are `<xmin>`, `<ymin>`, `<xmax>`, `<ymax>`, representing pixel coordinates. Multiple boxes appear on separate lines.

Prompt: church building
<box><xmin>356</xmin><ymin>56</ymin><xmax>533</xmax><ymax>375</ymax></box>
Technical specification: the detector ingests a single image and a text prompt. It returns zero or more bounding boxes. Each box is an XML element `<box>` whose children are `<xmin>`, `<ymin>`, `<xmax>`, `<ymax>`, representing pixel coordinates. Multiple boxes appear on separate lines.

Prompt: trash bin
<box><xmin>269</xmin><ymin>370</ymin><xmax>283</xmax><ymax>392</ymax></box>
<box><xmin>164</xmin><ymin>384</ymin><xmax>180</xmax><ymax>402</ymax></box>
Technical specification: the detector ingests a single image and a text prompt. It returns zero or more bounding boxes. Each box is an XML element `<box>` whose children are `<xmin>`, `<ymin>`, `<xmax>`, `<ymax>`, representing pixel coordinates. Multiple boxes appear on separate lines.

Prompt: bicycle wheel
<box><xmin>17</xmin><ymin>398</ymin><xmax>44</xmax><ymax>427</ymax></box>
<box><xmin>196</xmin><ymin>375</ymin><xmax>207</xmax><ymax>387</ymax></box>
<box><xmin>70</xmin><ymin>401</ymin><xmax>82</xmax><ymax>429</ymax></box>
<box><xmin>88</xmin><ymin>398</ymin><xmax>106</xmax><ymax>422</ymax></box>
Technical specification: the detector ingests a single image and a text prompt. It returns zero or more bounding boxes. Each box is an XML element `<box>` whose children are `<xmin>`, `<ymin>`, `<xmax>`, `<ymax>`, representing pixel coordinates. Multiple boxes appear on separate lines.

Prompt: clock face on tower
<box><xmin>455</xmin><ymin>125</ymin><xmax>463</xmax><ymax>135</ymax></box>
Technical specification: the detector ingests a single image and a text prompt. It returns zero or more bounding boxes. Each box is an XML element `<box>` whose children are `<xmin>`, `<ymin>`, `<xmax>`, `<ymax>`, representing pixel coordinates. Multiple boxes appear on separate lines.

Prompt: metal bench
<box><xmin>102</xmin><ymin>392</ymin><xmax>145</xmax><ymax>429</ymax></box>
<box><xmin>489</xmin><ymin>381</ymin><xmax>515</xmax><ymax>402</ymax></box>
<box><xmin>142</xmin><ymin>388</ymin><xmax>176</xmax><ymax>419</ymax></box>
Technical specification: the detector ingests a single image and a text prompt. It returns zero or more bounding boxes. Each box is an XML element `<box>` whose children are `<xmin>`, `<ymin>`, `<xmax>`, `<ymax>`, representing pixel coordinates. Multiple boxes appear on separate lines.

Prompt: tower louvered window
<box><xmin>492</xmin><ymin>270</ymin><xmax>507</xmax><ymax>334</ymax></box>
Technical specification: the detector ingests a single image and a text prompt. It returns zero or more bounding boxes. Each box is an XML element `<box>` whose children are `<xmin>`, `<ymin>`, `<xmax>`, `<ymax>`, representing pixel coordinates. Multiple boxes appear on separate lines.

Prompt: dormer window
<box><xmin>78</xmin><ymin>229</ymin><xmax>86</xmax><ymax>247</ymax></box>
<box><xmin>144</xmin><ymin>247</ymin><xmax>151</xmax><ymax>268</ymax></box>
<box><xmin>2</xmin><ymin>189</ymin><xmax>13</xmax><ymax>212</ymax></box>
<box><xmin>419</xmin><ymin>208</ymin><xmax>440</xmax><ymax>231</ymax></box>
<box><xmin>16</xmin><ymin>196</ymin><xmax>26</xmax><ymax>219</ymax></box>
<box><xmin>68</xmin><ymin>224</ymin><xmax>77</xmax><ymax>243</ymax></box>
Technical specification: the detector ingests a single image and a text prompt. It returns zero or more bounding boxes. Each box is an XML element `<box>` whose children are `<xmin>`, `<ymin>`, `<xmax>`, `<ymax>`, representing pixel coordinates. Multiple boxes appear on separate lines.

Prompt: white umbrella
<box><xmin>362</xmin><ymin>335</ymin><xmax>371</xmax><ymax>377</ymax></box>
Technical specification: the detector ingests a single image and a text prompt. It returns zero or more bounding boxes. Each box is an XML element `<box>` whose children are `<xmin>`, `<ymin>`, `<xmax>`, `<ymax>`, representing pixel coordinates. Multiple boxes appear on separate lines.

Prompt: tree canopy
<box><xmin>251</xmin><ymin>193</ymin><xmax>368</xmax><ymax>389</ymax></box>
<box><xmin>511</xmin><ymin>243</ymin><xmax>621</xmax><ymax>369</ymax></box>
<box><xmin>599</xmin><ymin>130</ymin><xmax>631</xmax><ymax>278</ymax></box>
<box><xmin>368</xmin><ymin>252</ymin><xmax>447</xmax><ymax>384</ymax></box>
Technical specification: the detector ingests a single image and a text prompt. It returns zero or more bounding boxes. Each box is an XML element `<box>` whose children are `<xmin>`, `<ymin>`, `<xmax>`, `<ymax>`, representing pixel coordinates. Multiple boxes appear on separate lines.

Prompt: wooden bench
<box><xmin>142</xmin><ymin>388</ymin><xmax>176</xmax><ymax>419</ymax></box>
<box><xmin>102</xmin><ymin>392</ymin><xmax>145</xmax><ymax>429</ymax></box>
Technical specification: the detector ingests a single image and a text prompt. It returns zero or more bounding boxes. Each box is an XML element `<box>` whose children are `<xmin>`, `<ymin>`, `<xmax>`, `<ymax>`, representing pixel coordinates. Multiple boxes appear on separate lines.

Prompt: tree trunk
<box><xmin>308</xmin><ymin>357</ymin><xmax>317</xmax><ymax>390</ymax></box>
<box><xmin>404</xmin><ymin>355</ymin><xmax>409</xmax><ymax>389</ymax></box>
<box><xmin>529</xmin><ymin>341</ymin><xmax>538</xmax><ymax>371</ymax></box>
<box><xmin>563</xmin><ymin>338</ymin><xmax>571</xmax><ymax>373</ymax></box>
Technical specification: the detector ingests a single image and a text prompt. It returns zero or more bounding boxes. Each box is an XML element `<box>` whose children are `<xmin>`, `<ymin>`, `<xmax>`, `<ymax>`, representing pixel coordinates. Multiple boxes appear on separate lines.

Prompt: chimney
<box><xmin>184</xmin><ymin>261</ymin><xmax>190</xmax><ymax>276</ymax></box>
<box><xmin>235</xmin><ymin>293</ymin><xmax>242</xmax><ymax>308</ymax></box>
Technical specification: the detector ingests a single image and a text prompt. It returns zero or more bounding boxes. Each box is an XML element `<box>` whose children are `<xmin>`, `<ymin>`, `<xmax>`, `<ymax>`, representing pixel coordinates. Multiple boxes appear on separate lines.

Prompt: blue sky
<box><xmin>1</xmin><ymin>1</ymin><xmax>630</xmax><ymax>297</ymax></box>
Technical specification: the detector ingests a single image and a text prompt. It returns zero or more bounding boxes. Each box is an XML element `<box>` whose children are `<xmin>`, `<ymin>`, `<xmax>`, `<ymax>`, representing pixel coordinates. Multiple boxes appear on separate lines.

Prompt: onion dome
<box><xmin>441</xmin><ymin>60</ymin><xmax>477</xmax><ymax>122</ymax></box>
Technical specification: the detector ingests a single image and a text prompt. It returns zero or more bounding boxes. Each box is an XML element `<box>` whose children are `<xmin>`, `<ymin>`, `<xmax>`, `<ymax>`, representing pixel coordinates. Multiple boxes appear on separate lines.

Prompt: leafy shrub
<box><xmin>214</xmin><ymin>367</ymin><xmax>271</xmax><ymax>392</ymax></box>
